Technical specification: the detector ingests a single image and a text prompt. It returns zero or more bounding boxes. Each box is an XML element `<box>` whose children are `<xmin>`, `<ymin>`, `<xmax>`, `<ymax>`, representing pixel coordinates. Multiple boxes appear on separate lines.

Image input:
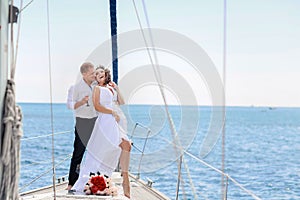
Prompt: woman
<box><xmin>97</xmin><ymin>66</ymin><xmax>127</xmax><ymax>132</ymax></box>
<box><xmin>72</xmin><ymin>66</ymin><xmax>131</xmax><ymax>198</ymax></box>
<box><xmin>96</xmin><ymin>66</ymin><xmax>131</xmax><ymax>198</ymax></box>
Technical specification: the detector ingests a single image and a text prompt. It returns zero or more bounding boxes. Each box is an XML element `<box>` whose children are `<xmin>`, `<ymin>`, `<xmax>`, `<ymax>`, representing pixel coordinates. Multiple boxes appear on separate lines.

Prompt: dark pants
<box><xmin>68</xmin><ymin>117</ymin><xmax>97</xmax><ymax>186</ymax></box>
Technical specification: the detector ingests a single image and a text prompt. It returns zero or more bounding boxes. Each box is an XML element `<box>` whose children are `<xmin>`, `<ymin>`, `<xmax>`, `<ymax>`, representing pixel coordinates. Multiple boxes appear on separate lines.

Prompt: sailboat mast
<box><xmin>109</xmin><ymin>0</ymin><xmax>118</xmax><ymax>84</ymax></box>
<box><xmin>0</xmin><ymin>1</ymin><xmax>9</xmax><ymax>134</ymax></box>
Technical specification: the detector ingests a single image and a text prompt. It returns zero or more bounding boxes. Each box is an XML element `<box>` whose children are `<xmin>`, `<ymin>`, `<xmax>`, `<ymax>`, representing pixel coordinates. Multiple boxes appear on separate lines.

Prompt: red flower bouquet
<box><xmin>84</xmin><ymin>172</ymin><xmax>118</xmax><ymax>196</ymax></box>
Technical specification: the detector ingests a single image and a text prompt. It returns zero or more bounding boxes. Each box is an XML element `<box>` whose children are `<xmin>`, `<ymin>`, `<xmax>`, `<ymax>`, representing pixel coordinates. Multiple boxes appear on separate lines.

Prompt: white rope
<box><xmin>221</xmin><ymin>0</ymin><xmax>227</xmax><ymax>199</ymax></box>
<box><xmin>131</xmin><ymin>1</ymin><xmax>197</xmax><ymax>199</ymax></box>
<box><xmin>0</xmin><ymin>80</ymin><xmax>23</xmax><ymax>200</ymax></box>
<box><xmin>45</xmin><ymin>0</ymin><xmax>57</xmax><ymax>198</ymax></box>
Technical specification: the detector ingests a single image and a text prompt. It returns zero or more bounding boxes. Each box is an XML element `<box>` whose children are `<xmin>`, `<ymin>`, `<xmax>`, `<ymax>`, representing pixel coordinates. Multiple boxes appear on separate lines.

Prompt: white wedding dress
<box><xmin>111</xmin><ymin>85</ymin><xmax>127</xmax><ymax>133</ymax></box>
<box><xmin>72</xmin><ymin>86</ymin><xmax>128</xmax><ymax>193</ymax></box>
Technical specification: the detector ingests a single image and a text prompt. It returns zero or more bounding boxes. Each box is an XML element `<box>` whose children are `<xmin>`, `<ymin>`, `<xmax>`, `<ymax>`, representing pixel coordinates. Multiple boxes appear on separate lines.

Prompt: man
<box><xmin>67</xmin><ymin>62</ymin><xmax>97</xmax><ymax>191</ymax></box>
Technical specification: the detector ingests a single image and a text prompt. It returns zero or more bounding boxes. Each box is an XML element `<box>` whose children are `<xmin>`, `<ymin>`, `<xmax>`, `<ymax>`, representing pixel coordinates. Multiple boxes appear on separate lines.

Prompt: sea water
<box><xmin>19</xmin><ymin>103</ymin><xmax>300</xmax><ymax>199</ymax></box>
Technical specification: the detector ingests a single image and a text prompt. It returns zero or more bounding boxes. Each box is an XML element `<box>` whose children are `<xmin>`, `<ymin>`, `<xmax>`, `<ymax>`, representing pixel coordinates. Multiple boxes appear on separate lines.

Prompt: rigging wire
<box><xmin>175</xmin><ymin>156</ymin><xmax>184</xmax><ymax>200</ymax></box>
<box><xmin>131</xmin><ymin>0</ymin><xmax>197</xmax><ymax>199</ymax></box>
<box><xmin>221</xmin><ymin>0</ymin><xmax>227</xmax><ymax>199</ymax></box>
<box><xmin>131</xmin><ymin>123</ymin><xmax>207</xmax><ymax>199</ymax></box>
<box><xmin>45</xmin><ymin>0</ymin><xmax>56</xmax><ymax>198</ymax></box>
<box><xmin>159</xmin><ymin>166</ymin><xmax>209</xmax><ymax>200</ymax></box>
<box><xmin>140</xmin><ymin>0</ymin><xmax>162</xmax><ymax>84</ymax></box>
<box><xmin>131</xmin><ymin>0</ymin><xmax>163</xmax><ymax>92</ymax></box>
<box><xmin>13</xmin><ymin>0</ymin><xmax>23</xmax><ymax>76</ymax></box>
<box><xmin>131</xmin><ymin>122</ymin><xmax>260</xmax><ymax>199</ymax></box>
<box><xmin>22</xmin><ymin>153</ymin><xmax>72</xmax><ymax>167</ymax></box>
<box><xmin>19</xmin><ymin>0</ymin><xmax>34</xmax><ymax>13</ymax></box>
<box><xmin>185</xmin><ymin>151</ymin><xmax>261</xmax><ymax>200</ymax></box>
<box><xmin>19</xmin><ymin>154</ymin><xmax>71</xmax><ymax>192</ymax></box>
<box><xmin>21</xmin><ymin>130</ymin><xmax>72</xmax><ymax>141</ymax></box>
<box><xmin>155</xmin><ymin>134</ymin><xmax>262</xmax><ymax>200</ymax></box>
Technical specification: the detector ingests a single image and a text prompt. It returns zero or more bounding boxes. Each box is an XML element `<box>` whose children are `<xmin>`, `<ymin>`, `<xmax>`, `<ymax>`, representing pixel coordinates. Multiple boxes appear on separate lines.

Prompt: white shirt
<box><xmin>66</xmin><ymin>85</ymin><xmax>75</xmax><ymax>110</ymax></box>
<box><xmin>72</xmin><ymin>79</ymin><xmax>97</xmax><ymax>118</ymax></box>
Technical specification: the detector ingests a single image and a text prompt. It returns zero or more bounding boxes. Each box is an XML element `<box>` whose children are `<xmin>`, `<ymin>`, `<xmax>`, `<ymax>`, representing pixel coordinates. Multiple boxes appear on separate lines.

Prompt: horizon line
<box><xmin>16</xmin><ymin>102</ymin><xmax>300</xmax><ymax>109</ymax></box>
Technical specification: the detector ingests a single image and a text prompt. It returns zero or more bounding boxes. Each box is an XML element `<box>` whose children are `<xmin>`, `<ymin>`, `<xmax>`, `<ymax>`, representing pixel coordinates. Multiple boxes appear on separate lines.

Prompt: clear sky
<box><xmin>13</xmin><ymin>0</ymin><xmax>300</xmax><ymax>107</ymax></box>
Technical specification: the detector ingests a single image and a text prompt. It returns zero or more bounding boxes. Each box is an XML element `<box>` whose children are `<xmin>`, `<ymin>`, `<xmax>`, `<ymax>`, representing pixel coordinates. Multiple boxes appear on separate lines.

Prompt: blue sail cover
<box><xmin>109</xmin><ymin>0</ymin><xmax>118</xmax><ymax>84</ymax></box>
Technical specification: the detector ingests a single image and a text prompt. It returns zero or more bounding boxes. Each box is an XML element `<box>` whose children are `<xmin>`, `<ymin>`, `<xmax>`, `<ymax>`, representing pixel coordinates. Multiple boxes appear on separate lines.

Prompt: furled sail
<box><xmin>0</xmin><ymin>2</ymin><xmax>23</xmax><ymax>200</ymax></box>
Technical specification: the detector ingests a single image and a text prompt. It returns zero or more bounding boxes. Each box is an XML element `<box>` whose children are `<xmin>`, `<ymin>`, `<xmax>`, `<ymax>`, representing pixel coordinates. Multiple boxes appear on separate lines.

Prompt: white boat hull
<box><xmin>20</xmin><ymin>172</ymin><xmax>170</xmax><ymax>200</ymax></box>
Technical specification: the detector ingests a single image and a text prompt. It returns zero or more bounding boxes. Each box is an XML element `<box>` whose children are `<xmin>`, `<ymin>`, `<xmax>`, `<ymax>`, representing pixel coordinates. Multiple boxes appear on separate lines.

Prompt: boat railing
<box><xmin>19</xmin><ymin>122</ymin><xmax>152</xmax><ymax>192</ymax></box>
<box><xmin>21</xmin><ymin>130</ymin><xmax>72</xmax><ymax>141</ymax></box>
<box><xmin>20</xmin><ymin>130</ymin><xmax>73</xmax><ymax>192</ymax></box>
<box><xmin>19</xmin><ymin>123</ymin><xmax>262</xmax><ymax>200</ymax></box>
<box><xmin>19</xmin><ymin>151</ymin><xmax>71</xmax><ymax>192</ymax></box>
<box><xmin>129</xmin><ymin>122</ymin><xmax>151</xmax><ymax>179</ymax></box>
<box><xmin>181</xmin><ymin>150</ymin><xmax>260</xmax><ymax>200</ymax></box>
<box><xmin>19</xmin><ymin>124</ymin><xmax>153</xmax><ymax>193</ymax></box>
<box><xmin>129</xmin><ymin>122</ymin><xmax>262</xmax><ymax>200</ymax></box>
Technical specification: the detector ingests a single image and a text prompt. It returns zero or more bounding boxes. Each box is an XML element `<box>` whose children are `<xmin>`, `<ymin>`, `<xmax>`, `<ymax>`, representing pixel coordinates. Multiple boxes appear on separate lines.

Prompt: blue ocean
<box><xmin>19</xmin><ymin>103</ymin><xmax>300</xmax><ymax>199</ymax></box>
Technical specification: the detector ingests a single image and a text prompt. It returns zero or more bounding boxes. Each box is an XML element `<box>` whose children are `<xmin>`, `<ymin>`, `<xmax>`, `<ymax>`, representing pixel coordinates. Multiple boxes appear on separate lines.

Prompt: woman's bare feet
<box><xmin>122</xmin><ymin>172</ymin><xmax>130</xmax><ymax>198</ymax></box>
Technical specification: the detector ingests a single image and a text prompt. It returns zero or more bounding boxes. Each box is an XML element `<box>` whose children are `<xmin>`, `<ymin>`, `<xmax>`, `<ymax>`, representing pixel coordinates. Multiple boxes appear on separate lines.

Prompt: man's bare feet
<box><xmin>66</xmin><ymin>185</ymin><xmax>72</xmax><ymax>190</ymax></box>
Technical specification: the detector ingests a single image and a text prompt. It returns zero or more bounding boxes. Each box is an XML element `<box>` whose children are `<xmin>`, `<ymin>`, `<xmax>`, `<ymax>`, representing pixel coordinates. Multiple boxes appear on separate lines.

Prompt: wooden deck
<box><xmin>20</xmin><ymin>172</ymin><xmax>170</xmax><ymax>200</ymax></box>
